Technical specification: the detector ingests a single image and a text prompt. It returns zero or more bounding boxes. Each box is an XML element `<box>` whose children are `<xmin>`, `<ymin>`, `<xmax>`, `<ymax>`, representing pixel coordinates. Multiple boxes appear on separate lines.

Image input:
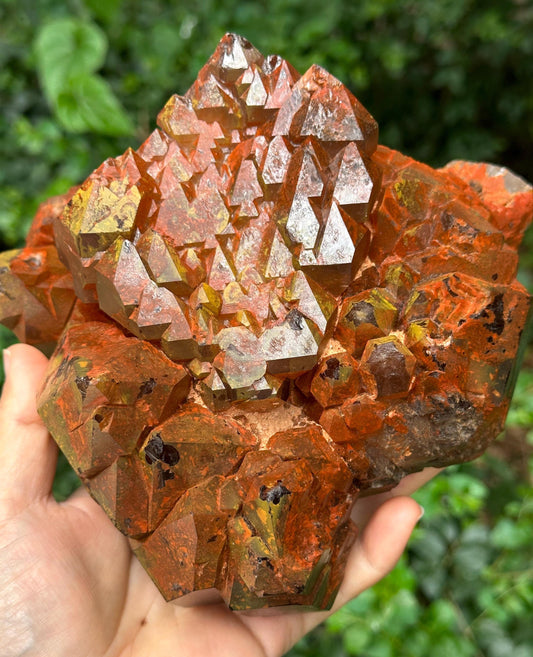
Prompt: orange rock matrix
<box><xmin>1</xmin><ymin>34</ymin><xmax>532</xmax><ymax>611</ymax></box>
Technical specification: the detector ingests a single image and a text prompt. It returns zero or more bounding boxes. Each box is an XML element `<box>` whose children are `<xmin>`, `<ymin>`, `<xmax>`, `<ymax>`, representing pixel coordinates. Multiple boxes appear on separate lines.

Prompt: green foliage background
<box><xmin>1</xmin><ymin>1</ymin><xmax>532</xmax><ymax>655</ymax></box>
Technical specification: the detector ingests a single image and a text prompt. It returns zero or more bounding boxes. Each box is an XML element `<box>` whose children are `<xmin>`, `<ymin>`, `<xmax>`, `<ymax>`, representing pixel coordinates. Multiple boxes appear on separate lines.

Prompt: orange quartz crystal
<box><xmin>1</xmin><ymin>33</ymin><xmax>532</xmax><ymax>611</ymax></box>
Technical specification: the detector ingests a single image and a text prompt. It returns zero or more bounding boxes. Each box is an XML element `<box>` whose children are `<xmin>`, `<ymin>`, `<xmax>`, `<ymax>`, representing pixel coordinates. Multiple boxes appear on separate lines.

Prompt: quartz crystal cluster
<box><xmin>1</xmin><ymin>34</ymin><xmax>532</xmax><ymax>611</ymax></box>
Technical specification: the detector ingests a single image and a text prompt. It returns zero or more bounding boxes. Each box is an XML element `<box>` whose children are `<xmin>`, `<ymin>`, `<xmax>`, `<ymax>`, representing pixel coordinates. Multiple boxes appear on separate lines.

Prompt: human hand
<box><xmin>0</xmin><ymin>344</ymin><xmax>437</xmax><ymax>657</ymax></box>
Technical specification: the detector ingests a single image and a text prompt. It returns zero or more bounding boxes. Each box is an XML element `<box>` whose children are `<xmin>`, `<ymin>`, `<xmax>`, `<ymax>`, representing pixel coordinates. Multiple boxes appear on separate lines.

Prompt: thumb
<box><xmin>0</xmin><ymin>344</ymin><xmax>56</xmax><ymax>513</ymax></box>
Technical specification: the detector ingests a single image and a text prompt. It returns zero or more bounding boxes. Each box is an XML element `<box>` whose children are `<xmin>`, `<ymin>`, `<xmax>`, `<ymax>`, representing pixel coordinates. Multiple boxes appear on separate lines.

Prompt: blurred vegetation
<box><xmin>1</xmin><ymin>0</ymin><xmax>532</xmax><ymax>655</ymax></box>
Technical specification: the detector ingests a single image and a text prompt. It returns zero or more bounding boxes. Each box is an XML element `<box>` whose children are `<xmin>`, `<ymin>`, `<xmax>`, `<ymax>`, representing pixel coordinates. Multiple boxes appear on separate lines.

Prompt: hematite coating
<box><xmin>1</xmin><ymin>33</ymin><xmax>532</xmax><ymax>611</ymax></box>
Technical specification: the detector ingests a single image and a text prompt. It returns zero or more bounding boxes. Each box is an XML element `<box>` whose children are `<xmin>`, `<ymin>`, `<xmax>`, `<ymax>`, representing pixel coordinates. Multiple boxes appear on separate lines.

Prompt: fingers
<box><xmin>334</xmin><ymin>496</ymin><xmax>423</xmax><ymax>609</ymax></box>
<box><xmin>351</xmin><ymin>467</ymin><xmax>441</xmax><ymax>529</ymax></box>
<box><xmin>240</xmin><ymin>495</ymin><xmax>423</xmax><ymax>657</ymax></box>
<box><xmin>386</xmin><ymin>467</ymin><xmax>442</xmax><ymax>496</ymax></box>
<box><xmin>0</xmin><ymin>344</ymin><xmax>56</xmax><ymax>511</ymax></box>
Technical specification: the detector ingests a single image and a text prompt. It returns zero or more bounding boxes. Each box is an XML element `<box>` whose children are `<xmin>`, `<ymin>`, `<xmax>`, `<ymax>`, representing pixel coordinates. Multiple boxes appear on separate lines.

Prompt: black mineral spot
<box><xmin>429</xmin><ymin>353</ymin><xmax>447</xmax><ymax>371</ymax></box>
<box><xmin>75</xmin><ymin>375</ymin><xmax>91</xmax><ymax>400</ymax></box>
<box><xmin>137</xmin><ymin>377</ymin><xmax>156</xmax><ymax>398</ymax></box>
<box><xmin>240</xmin><ymin>35</ymin><xmax>254</xmax><ymax>50</ymax></box>
<box><xmin>259</xmin><ymin>481</ymin><xmax>291</xmax><ymax>505</ymax></box>
<box><xmin>155</xmin><ymin>462</ymin><xmax>177</xmax><ymax>489</ymax></box>
<box><xmin>443</xmin><ymin>277</ymin><xmax>458</xmax><ymax>298</ymax></box>
<box><xmin>482</xmin><ymin>293</ymin><xmax>505</xmax><ymax>335</ymax></box>
<box><xmin>257</xmin><ymin>556</ymin><xmax>274</xmax><ymax>571</ymax></box>
<box><xmin>440</xmin><ymin>211</ymin><xmax>455</xmax><ymax>231</ymax></box>
<box><xmin>144</xmin><ymin>433</ymin><xmax>180</xmax><ymax>466</ymax></box>
<box><xmin>346</xmin><ymin>300</ymin><xmax>378</xmax><ymax>327</ymax></box>
<box><xmin>471</xmin><ymin>294</ymin><xmax>505</xmax><ymax>335</ymax></box>
<box><xmin>94</xmin><ymin>413</ymin><xmax>104</xmax><ymax>423</ymax></box>
<box><xmin>321</xmin><ymin>357</ymin><xmax>341</xmax><ymax>380</ymax></box>
<box><xmin>56</xmin><ymin>354</ymin><xmax>79</xmax><ymax>379</ymax></box>
<box><xmin>171</xmin><ymin>583</ymin><xmax>190</xmax><ymax>595</ymax></box>
<box><xmin>243</xmin><ymin>516</ymin><xmax>257</xmax><ymax>535</ymax></box>
<box><xmin>492</xmin><ymin>273</ymin><xmax>499</xmax><ymax>281</ymax></box>
<box><xmin>287</xmin><ymin>308</ymin><xmax>304</xmax><ymax>331</ymax></box>
<box><xmin>457</xmin><ymin>220</ymin><xmax>479</xmax><ymax>237</ymax></box>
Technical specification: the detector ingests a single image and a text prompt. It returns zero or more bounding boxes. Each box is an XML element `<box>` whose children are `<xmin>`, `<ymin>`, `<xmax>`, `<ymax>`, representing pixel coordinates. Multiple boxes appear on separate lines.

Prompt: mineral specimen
<box><xmin>1</xmin><ymin>33</ymin><xmax>532</xmax><ymax>611</ymax></box>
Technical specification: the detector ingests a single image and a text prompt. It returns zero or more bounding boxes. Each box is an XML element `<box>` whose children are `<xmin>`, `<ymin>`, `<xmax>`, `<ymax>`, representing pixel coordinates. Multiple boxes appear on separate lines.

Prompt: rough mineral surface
<box><xmin>1</xmin><ymin>33</ymin><xmax>532</xmax><ymax>611</ymax></box>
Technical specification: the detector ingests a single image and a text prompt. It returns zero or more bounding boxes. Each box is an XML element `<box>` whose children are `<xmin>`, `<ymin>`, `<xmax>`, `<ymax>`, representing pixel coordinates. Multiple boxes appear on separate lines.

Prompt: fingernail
<box><xmin>417</xmin><ymin>504</ymin><xmax>425</xmax><ymax>521</ymax></box>
<box><xmin>2</xmin><ymin>349</ymin><xmax>11</xmax><ymax>378</ymax></box>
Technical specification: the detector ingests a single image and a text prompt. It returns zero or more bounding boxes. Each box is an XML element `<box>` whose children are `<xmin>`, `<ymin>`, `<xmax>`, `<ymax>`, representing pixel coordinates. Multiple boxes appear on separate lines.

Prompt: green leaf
<box><xmin>487</xmin><ymin>637</ymin><xmax>519</xmax><ymax>657</ymax></box>
<box><xmin>343</xmin><ymin>622</ymin><xmax>371</xmax><ymax>655</ymax></box>
<box><xmin>74</xmin><ymin>75</ymin><xmax>134</xmax><ymax>135</ymax></box>
<box><xmin>55</xmin><ymin>75</ymin><xmax>134</xmax><ymax>136</ymax></box>
<box><xmin>0</xmin><ymin>187</ymin><xmax>29</xmax><ymax>245</ymax></box>
<box><xmin>35</xmin><ymin>17</ymin><xmax>107</xmax><ymax>101</ymax></box>
<box><xmin>365</xmin><ymin>638</ymin><xmax>394</xmax><ymax>657</ymax></box>
<box><xmin>84</xmin><ymin>0</ymin><xmax>124</xmax><ymax>23</ymax></box>
<box><xmin>344</xmin><ymin>589</ymin><xmax>376</xmax><ymax>615</ymax></box>
<box><xmin>513</xmin><ymin>647</ymin><xmax>533</xmax><ymax>657</ymax></box>
<box><xmin>431</xmin><ymin>636</ymin><xmax>477</xmax><ymax>657</ymax></box>
<box><xmin>379</xmin><ymin>555</ymin><xmax>416</xmax><ymax>592</ymax></box>
<box><xmin>418</xmin><ymin>567</ymin><xmax>448</xmax><ymax>601</ymax></box>
<box><xmin>491</xmin><ymin>518</ymin><xmax>533</xmax><ymax>549</ymax></box>
<box><xmin>453</xmin><ymin>542</ymin><xmax>491</xmax><ymax>580</ymax></box>
<box><xmin>55</xmin><ymin>89</ymin><xmax>92</xmax><ymax>133</ymax></box>
<box><xmin>385</xmin><ymin>590</ymin><xmax>420</xmax><ymax>635</ymax></box>
<box><xmin>427</xmin><ymin>599</ymin><xmax>460</xmax><ymax>631</ymax></box>
<box><xmin>411</xmin><ymin>527</ymin><xmax>448</xmax><ymax>565</ymax></box>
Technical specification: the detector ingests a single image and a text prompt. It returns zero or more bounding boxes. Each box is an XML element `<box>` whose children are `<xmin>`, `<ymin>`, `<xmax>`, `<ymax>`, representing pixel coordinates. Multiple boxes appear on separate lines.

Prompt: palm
<box><xmin>0</xmin><ymin>491</ymin><xmax>267</xmax><ymax>656</ymax></box>
<box><xmin>0</xmin><ymin>345</ymin><xmax>433</xmax><ymax>657</ymax></box>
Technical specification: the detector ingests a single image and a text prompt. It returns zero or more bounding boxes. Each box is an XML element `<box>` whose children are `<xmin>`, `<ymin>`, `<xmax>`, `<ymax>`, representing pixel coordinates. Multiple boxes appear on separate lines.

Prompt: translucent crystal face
<box><xmin>1</xmin><ymin>33</ymin><xmax>532</xmax><ymax>611</ymax></box>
